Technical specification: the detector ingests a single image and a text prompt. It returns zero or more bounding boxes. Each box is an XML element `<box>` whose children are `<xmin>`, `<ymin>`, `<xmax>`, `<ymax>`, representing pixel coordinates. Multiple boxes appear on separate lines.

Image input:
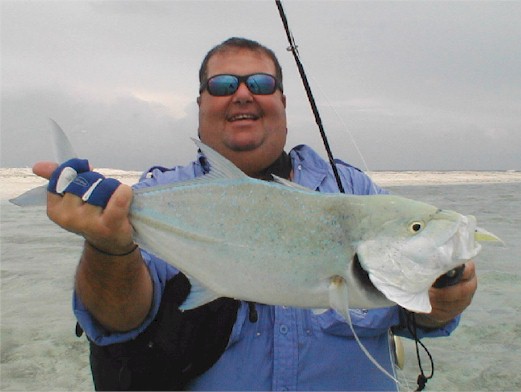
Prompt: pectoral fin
<box><xmin>178</xmin><ymin>278</ymin><xmax>221</xmax><ymax>311</ymax></box>
<box><xmin>328</xmin><ymin>275</ymin><xmax>350</xmax><ymax>321</ymax></box>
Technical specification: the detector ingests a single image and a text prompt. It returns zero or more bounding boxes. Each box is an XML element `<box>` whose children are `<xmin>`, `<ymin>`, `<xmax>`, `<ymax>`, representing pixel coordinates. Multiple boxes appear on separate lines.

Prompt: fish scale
<box><xmin>130</xmin><ymin>139</ymin><xmax>500</xmax><ymax>317</ymax></box>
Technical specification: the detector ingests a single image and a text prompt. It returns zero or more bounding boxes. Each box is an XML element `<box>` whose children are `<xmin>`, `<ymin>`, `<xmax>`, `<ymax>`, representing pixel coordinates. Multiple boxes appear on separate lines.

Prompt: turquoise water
<box><xmin>1</xmin><ymin>182</ymin><xmax>520</xmax><ymax>391</ymax></box>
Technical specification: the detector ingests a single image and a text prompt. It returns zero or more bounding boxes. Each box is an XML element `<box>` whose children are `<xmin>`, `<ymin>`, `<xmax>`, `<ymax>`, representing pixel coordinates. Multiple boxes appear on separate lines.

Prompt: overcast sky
<box><xmin>1</xmin><ymin>0</ymin><xmax>520</xmax><ymax>171</ymax></box>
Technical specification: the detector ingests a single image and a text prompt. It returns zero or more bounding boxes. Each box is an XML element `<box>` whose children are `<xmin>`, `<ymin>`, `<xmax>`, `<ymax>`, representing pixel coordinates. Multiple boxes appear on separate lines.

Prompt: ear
<box><xmin>281</xmin><ymin>94</ymin><xmax>286</xmax><ymax>108</ymax></box>
<box><xmin>197</xmin><ymin>96</ymin><xmax>201</xmax><ymax>106</ymax></box>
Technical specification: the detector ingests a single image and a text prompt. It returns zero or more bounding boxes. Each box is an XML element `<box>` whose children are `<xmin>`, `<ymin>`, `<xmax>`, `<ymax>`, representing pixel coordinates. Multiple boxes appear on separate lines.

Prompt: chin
<box><xmin>226</xmin><ymin>134</ymin><xmax>264</xmax><ymax>152</ymax></box>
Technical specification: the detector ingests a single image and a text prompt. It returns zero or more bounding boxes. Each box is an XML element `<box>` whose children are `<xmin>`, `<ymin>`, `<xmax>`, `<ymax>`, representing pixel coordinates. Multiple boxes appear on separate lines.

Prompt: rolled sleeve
<box><xmin>73</xmin><ymin>249</ymin><xmax>178</xmax><ymax>346</ymax></box>
<box><xmin>394</xmin><ymin>308</ymin><xmax>461</xmax><ymax>340</ymax></box>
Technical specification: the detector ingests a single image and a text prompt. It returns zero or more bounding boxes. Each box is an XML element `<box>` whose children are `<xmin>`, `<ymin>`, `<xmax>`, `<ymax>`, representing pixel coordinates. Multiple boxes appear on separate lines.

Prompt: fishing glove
<box><xmin>48</xmin><ymin>158</ymin><xmax>121</xmax><ymax>208</ymax></box>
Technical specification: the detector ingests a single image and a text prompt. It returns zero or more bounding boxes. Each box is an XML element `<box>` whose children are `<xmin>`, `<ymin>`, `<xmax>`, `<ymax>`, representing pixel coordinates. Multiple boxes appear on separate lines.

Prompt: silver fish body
<box><xmin>10</xmin><ymin>124</ymin><xmax>499</xmax><ymax>381</ymax></box>
<box><xmin>130</xmin><ymin>140</ymin><xmax>491</xmax><ymax>314</ymax></box>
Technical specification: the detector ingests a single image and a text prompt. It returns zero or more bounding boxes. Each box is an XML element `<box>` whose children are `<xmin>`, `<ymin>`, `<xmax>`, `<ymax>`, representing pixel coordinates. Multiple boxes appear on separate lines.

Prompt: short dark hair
<box><xmin>198</xmin><ymin>37</ymin><xmax>283</xmax><ymax>91</ymax></box>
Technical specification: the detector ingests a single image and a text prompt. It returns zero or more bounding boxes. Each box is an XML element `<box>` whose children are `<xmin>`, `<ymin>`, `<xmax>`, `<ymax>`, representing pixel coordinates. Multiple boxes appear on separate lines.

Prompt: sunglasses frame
<box><xmin>199</xmin><ymin>73</ymin><xmax>283</xmax><ymax>96</ymax></box>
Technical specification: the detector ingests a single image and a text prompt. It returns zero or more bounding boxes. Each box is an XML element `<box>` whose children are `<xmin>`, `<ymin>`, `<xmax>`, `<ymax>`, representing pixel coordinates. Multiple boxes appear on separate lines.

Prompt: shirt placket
<box><xmin>272</xmin><ymin>306</ymin><xmax>298</xmax><ymax>391</ymax></box>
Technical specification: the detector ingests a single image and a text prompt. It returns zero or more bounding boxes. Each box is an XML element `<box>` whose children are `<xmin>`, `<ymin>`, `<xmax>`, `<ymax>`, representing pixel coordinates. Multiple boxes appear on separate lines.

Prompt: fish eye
<box><xmin>409</xmin><ymin>221</ymin><xmax>424</xmax><ymax>233</ymax></box>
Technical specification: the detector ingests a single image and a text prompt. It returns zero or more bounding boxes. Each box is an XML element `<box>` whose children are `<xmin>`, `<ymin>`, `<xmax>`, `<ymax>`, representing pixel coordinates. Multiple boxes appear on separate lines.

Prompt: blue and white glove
<box><xmin>48</xmin><ymin>158</ymin><xmax>121</xmax><ymax>208</ymax></box>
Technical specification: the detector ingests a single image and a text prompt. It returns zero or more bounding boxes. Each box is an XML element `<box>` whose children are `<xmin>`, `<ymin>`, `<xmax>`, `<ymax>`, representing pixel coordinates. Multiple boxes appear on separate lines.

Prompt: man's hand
<box><xmin>33</xmin><ymin>160</ymin><xmax>135</xmax><ymax>254</ymax></box>
<box><xmin>33</xmin><ymin>160</ymin><xmax>151</xmax><ymax>332</ymax></box>
<box><xmin>416</xmin><ymin>261</ymin><xmax>477</xmax><ymax>328</ymax></box>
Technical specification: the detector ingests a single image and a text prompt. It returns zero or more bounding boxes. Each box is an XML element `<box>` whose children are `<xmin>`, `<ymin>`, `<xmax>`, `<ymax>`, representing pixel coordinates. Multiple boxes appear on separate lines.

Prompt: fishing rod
<box><xmin>274</xmin><ymin>2</ymin><xmax>441</xmax><ymax>390</ymax></box>
<box><xmin>275</xmin><ymin>0</ymin><xmax>345</xmax><ymax>194</ymax></box>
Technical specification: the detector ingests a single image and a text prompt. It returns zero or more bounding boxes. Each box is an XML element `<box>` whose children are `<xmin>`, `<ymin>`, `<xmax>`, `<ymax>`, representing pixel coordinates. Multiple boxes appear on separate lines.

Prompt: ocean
<box><xmin>1</xmin><ymin>169</ymin><xmax>520</xmax><ymax>391</ymax></box>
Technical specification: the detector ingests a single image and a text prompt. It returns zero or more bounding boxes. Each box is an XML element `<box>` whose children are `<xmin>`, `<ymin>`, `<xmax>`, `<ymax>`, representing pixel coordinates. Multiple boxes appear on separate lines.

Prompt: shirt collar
<box><xmin>289</xmin><ymin>145</ymin><xmax>330</xmax><ymax>191</ymax></box>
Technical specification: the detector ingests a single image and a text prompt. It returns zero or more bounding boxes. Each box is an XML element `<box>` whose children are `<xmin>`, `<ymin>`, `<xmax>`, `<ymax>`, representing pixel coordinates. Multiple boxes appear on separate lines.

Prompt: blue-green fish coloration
<box><xmin>130</xmin><ymin>140</ymin><xmax>499</xmax><ymax>317</ymax></box>
<box><xmin>11</xmin><ymin>125</ymin><xmax>500</xmax><ymax>381</ymax></box>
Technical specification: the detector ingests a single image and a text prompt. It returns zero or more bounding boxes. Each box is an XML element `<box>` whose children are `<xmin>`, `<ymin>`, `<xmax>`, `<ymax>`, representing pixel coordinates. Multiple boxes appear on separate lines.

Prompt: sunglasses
<box><xmin>199</xmin><ymin>73</ymin><xmax>283</xmax><ymax>96</ymax></box>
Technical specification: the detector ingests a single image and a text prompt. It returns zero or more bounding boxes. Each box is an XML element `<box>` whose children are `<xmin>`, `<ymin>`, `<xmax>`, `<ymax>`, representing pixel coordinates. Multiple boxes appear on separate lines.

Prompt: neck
<box><xmin>254</xmin><ymin>151</ymin><xmax>292</xmax><ymax>181</ymax></box>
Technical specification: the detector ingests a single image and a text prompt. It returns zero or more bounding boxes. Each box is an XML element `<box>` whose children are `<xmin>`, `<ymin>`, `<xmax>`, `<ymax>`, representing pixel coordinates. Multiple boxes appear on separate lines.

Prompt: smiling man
<box><xmin>197</xmin><ymin>40</ymin><xmax>288</xmax><ymax>178</ymax></box>
<box><xmin>34</xmin><ymin>37</ymin><xmax>477</xmax><ymax>391</ymax></box>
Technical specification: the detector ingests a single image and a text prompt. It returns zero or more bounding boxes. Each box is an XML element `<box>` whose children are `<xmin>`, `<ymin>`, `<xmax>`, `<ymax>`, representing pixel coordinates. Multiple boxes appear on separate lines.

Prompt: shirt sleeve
<box><xmin>394</xmin><ymin>309</ymin><xmax>460</xmax><ymax>339</ymax></box>
<box><xmin>335</xmin><ymin>161</ymin><xmax>388</xmax><ymax>196</ymax></box>
<box><xmin>73</xmin><ymin>250</ymin><xmax>179</xmax><ymax>346</ymax></box>
<box><xmin>73</xmin><ymin>160</ymin><xmax>204</xmax><ymax>345</ymax></box>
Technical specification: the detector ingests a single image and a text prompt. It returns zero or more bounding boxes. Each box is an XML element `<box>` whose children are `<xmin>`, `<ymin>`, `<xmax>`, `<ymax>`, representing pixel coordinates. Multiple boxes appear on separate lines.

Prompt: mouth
<box><xmin>351</xmin><ymin>253</ymin><xmax>390</xmax><ymax>304</ymax></box>
<box><xmin>227</xmin><ymin>113</ymin><xmax>259</xmax><ymax>122</ymax></box>
<box><xmin>352</xmin><ymin>253</ymin><xmax>375</xmax><ymax>291</ymax></box>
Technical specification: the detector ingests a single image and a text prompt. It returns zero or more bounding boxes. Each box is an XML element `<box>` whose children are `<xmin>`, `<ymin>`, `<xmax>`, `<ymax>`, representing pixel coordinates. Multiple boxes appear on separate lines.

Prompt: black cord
<box><xmin>405</xmin><ymin>311</ymin><xmax>435</xmax><ymax>391</ymax></box>
<box><xmin>247</xmin><ymin>302</ymin><xmax>258</xmax><ymax>323</ymax></box>
<box><xmin>275</xmin><ymin>0</ymin><xmax>345</xmax><ymax>194</ymax></box>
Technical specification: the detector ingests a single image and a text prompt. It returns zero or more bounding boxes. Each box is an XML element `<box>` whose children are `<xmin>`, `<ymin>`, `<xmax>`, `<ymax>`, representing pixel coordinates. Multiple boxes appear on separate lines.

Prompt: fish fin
<box><xmin>49</xmin><ymin>118</ymin><xmax>77</xmax><ymax>162</ymax></box>
<box><xmin>179</xmin><ymin>278</ymin><xmax>221</xmax><ymax>311</ymax></box>
<box><xmin>328</xmin><ymin>276</ymin><xmax>350</xmax><ymax>320</ymax></box>
<box><xmin>475</xmin><ymin>227</ymin><xmax>504</xmax><ymax>244</ymax></box>
<box><xmin>11</xmin><ymin>119</ymin><xmax>76</xmax><ymax>207</ymax></box>
<box><xmin>271</xmin><ymin>175</ymin><xmax>313</xmax><ymax>192</ymax></box>
<box><xmin>191</xmin><ymin>138</ymin><xmax>248</xmax><ymax>180</ymax></box>
<box><xmin>9</xmin><ymin>185</ymin><xmax>48</xmax><ymax>206</ymax></box>
<box><xmin>329</xmin><ymin>276</ymin><xmax>399</xmax><ymax>384</ymax></box>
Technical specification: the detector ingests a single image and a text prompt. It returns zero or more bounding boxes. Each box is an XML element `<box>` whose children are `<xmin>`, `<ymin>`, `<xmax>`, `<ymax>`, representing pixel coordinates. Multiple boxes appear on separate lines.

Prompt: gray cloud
<box><xmin>2</xmin><ymin>0</ymin><xmax>520</xmax><ymax>170</ymax></box>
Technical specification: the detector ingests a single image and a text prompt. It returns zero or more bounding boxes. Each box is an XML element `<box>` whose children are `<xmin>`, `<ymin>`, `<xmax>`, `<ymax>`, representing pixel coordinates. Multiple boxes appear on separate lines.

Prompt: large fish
<box><xmin>12</xmin><ymin>122</ymin><xmax>500</xmax><ymax>380</ymax></box>
<box><xmin>131</xmin><ymin>139</ymin><xmax>500</xmax><ymax>317</ymax></box>
<box><xmin>11</xmin><ymin>122</ymin><xmax>500</xmax><ymax>316</ymax></box>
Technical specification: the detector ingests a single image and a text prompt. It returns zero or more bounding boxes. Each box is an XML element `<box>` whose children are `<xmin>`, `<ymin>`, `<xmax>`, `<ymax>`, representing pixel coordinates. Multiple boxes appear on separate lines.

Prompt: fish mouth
<box><xmin>350</xmin><ymin>253</ymin><xmax>393</xmax><ymax>306</ymax></box>
<box><xmin>352</xmin><ymin>253</ymin><xmax>377</xmax><ymax>292</ymax></box>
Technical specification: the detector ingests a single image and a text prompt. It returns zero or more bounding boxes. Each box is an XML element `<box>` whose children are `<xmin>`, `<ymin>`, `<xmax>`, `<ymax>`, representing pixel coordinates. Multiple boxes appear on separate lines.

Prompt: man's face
<box><xmin>197</xmin><ymin>48</ymin><xmax>287</xmax><ymax>177</ymax></box>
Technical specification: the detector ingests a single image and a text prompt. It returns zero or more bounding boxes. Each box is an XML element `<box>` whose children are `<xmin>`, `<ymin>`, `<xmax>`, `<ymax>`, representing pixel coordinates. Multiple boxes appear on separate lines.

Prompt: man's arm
<box><xmin>34</xmin><ymin>161</ymin><xmax>153</xmax><ymax>332</ymax></box>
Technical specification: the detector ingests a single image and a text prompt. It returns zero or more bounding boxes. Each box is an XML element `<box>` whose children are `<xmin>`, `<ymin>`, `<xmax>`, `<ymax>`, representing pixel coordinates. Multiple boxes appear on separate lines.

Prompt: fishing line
<box><xmin>274</xmin><ymin>1</ymin><xmax>437</xmax><ymax>388</ymax></box>
<box><xmin>303</xmin><ymin>74</ymin><xmax>381</xmax><ymax>195</ymax></box>
<box><xmin>275</xmin><ymin>0</ymin><xmax>345</xmax><ymax>194</ymax></box>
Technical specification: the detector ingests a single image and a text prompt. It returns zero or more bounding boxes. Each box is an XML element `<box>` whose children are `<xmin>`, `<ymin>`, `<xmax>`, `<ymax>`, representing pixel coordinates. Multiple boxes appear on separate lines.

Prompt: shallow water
<box><xmin>1</xmin><ymin>180</ymin><xmax>520</xmax><ymax>391</ymax></box>
<box><xmin>390</xmin><ymin>183</ymin><xmax>521</xmax><ymax>391</ymax></box>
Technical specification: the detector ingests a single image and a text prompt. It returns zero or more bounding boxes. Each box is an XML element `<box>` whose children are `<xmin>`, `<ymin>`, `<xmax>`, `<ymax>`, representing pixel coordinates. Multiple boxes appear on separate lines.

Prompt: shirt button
<box><xmin>279</xmin><ymin>324</ymin><xmax>289</xmax><ymax>335</ymax></box>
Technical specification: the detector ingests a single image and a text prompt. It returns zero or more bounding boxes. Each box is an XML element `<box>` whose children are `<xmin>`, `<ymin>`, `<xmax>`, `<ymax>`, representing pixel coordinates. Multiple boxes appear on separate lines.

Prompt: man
<box><xmin>34</xmin><ymin>37</ymin><xmax>477</xmax><ymax>391</ymax></box>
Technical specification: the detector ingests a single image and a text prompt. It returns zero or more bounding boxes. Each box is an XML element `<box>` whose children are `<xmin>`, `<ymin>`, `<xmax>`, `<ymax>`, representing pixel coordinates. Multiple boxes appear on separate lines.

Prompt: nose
<box><xmin>232</xmin><ymin>81</ymin><xmax>253</xmax><ymax>103</ymax></box>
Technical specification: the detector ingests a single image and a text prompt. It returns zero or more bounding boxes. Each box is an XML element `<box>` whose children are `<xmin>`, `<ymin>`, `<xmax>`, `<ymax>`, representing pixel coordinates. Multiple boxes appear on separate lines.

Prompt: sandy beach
<box><xmin>2</xmin><ymin>168</ymin><xmax>520</xmax><ymax>201</ymax></box>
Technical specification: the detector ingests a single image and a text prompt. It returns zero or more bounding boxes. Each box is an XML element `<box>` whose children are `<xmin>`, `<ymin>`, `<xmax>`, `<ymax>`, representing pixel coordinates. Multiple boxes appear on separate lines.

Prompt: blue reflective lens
<box><xmin>207</xmin><ymin>75</ymin><xmax>239</xmax><ymax>96</ymax></box>
<box><xmin>201</xmin><ymin>73</ymin><xmax>281</xmax><ymax>96</ymax></box>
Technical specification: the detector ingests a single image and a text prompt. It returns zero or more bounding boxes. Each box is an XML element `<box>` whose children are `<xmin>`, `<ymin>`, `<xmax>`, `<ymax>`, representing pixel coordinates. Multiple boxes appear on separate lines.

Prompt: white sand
<box><xmin>1</xmin><ymin>168</ymin><xmax>520</xmax><ymax>201</ymax></box>
<box><xmin>367</xmin><ymin>170</ymin><xmax>521</xmax><ymax>187</ymax></box>
<box><xmin>0</xmin><ymin>168</ymin><xmax>141</xmax><ymax>201</ymax></box>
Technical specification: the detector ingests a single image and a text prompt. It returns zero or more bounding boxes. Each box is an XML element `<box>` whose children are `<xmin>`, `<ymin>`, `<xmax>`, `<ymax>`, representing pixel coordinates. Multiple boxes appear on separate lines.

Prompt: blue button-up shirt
<box><xmin>74</xmin><ymin>144</ymin><xmax>459</xmax><ymax>391</ymax></box>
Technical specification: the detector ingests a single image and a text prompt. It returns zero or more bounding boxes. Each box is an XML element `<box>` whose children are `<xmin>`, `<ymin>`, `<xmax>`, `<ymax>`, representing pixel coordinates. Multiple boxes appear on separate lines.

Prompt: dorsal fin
<box><xmin>272</xmin><ymin>174</ymin><xmax>313</xmax><ymax>192</ymax></box>
<box><xmin>192</xmin><ymin>138</ymin><xmax>247</xmax><ymax>180</ymax></box>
